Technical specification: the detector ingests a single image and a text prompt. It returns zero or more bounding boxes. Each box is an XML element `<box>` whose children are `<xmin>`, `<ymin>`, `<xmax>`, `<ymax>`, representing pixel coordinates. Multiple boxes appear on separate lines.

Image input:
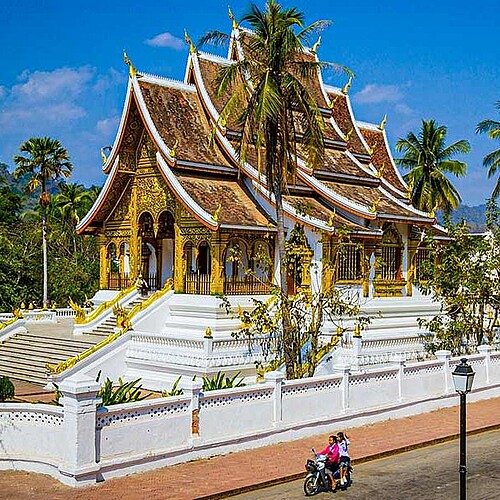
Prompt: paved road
<box><xmin>233</xmin><ymin>429</ymin><xmax>500</xmax><ymax>500</ymax></box>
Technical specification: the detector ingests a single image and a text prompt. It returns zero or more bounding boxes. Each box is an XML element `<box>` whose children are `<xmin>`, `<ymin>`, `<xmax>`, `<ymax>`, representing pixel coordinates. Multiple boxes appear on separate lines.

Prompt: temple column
<box><xmin>210</xmin><ymin>232</ymin><xmax>229</xmax><ymax>295</ymax></box>
<box><xmin>321</xmin><ymin>235</ymin><xmax>333</xmax><ymax>292</ymax></box>
<box><xmin>97</xmin><ymin>235</ymin><xmax>107</xmax><ymax>290</ymax></box>
<box><xmin>174</xmin><ymin>224</ymin><xmax>185</xmax><ymax>292</ymax></box>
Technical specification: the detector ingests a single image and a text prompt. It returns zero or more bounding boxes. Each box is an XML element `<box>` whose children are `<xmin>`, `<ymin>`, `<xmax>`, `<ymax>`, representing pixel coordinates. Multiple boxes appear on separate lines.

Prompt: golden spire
<box><xmin>341</xmin><ymin>76</ymin><xmax>352</xmax><ymax>95</ymax></box>
<box><xmin>169</xmin><ymin>138</ymin><xmax>179</xmax><ymax>158</ymax></box>
<box><xmin>184</xmin><ymin>29</ymin><xmax>196</xmax><ymax>54</ymax></box>
<box><xmin>123</xmin><ymin>50</ymin><xmax>137</xmax><ymax>77</ymax></box>
<box><xmin>378</xmin><ymin>114</ymin><xmax>387</xmax><ymax>131</ymax></box>
<box><xmin>311</xmin><ymin>36</ymin><xmax>321</xmax><ymax>54</ymax></box>
<box><xmin>369</xmin><ymin>197</ymin><xmax>381</xmax><ymax>213</ymax></box>
<box><xmin>344</xmin><ymin>127</ymin><xmax>353</xmax><ymax>143</ymax></box>
<box><xmin>212</xmin><ymin>203</ymin><xmax>222</xmax><ymax>223</ymax></box>
<box><xmin>368</xmin><ymin>141</ymin><xmax>378</xmax><ymax>155</ymax></box>
<box><xmin>228</xmin><ymin>6</ymin><xmax>238</xmax><ymax>29</ymax></box>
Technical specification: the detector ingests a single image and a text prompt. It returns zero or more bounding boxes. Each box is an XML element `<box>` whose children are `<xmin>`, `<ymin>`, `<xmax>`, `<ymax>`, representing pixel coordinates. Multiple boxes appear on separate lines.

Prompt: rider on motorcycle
<box><xmin>318</xmin><ymin>435</ymin><xmax>340</xmax><ymax>489</ymax></box>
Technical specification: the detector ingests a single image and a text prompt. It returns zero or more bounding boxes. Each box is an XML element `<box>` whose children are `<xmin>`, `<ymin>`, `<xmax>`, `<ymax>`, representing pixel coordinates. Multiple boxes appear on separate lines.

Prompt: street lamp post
<box><xmin>452</xmin><ymin>358</ymin><xmax>475</xmax><ymax>500</ymax></box>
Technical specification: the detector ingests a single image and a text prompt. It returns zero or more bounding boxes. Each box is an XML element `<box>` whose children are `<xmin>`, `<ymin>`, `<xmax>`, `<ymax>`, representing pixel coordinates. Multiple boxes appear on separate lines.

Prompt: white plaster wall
<box><xmin>198</xmin><ymin>386</ymin><xmax>274</xmax><ymax>440</ymax></box>
<box><xmin>349</xmin><ymin>370</ymin><xmax>399</xmax><ymax>410</ymax></box>
<box><xmin>281</xmin><ymin>376</ymin><xmax>343</xmax><ymax>424</ymax></box>
<box><xmin>97</xmin><ymin>397</ymin><xmax>191</xmax><ymax>463</ymax></box>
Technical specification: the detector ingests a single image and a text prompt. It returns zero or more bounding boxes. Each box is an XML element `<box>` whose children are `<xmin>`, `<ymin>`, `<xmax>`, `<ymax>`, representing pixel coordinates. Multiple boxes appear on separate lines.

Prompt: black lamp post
<box><xmin>452</xmin><ymin>358</ymin><xmax>475</xmax><ymax>500</ymax></box>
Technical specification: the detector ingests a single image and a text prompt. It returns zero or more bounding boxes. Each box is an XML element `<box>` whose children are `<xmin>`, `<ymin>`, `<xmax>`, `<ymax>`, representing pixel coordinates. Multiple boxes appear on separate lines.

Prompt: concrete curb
<box><xmin>198</xmin><ymin>423</ymin><xmax>500</xmax><ymax>499</ymax></box>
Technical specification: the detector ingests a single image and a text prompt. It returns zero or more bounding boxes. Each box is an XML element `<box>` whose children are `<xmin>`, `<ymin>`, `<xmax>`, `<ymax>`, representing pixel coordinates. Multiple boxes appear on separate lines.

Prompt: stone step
<box><xmin>5</xmin><ymin>337</ymin><xmax>95</xmax><ymax>354</ymax></box>
<box><xmin>0</xmin><ymin>364</ymin><xmax>48</xmax><ymax>385</ymax></box>
<box><xmin>0</xmin><ymin>346</ymin><xmax>78</xmax><ymax>363</ymax></box>
<box><xmin>13</xmin><ymin>332</ymin><xmax>96</xmax><ymax>349</ymax></box>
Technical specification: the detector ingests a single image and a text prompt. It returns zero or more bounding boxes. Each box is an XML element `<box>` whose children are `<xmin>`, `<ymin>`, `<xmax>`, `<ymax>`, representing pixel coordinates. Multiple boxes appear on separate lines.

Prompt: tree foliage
<box><xmin>395</xmin><ymin>119</ymin><xmax>470</xmax><ymax>214</ymax></box>
<box><xmin>417</xmin><ymin>199</ymin><xmax>500</xmax><ymax>354</ymax></box>
<box><xmin>476</xmin><ymin>100</ymin><xmax>500</xmax><ymax>198</ymax></box>
<box><xmin>0</xmin><ymin>162</ymin><xmax>100</xmax><ymax>311</ymax></box>
<box><xmin>201</xmin><ymin>0</ymin><xmax>351</xmax><ymax>379</ymax></box>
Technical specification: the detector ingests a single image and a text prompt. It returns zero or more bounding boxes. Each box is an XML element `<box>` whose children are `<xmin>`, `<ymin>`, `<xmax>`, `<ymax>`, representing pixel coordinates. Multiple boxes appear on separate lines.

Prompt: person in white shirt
<box><xmin>337</xmin><ymin>431</ymin><xmax>351</xmax><ymax>487</ymax></box>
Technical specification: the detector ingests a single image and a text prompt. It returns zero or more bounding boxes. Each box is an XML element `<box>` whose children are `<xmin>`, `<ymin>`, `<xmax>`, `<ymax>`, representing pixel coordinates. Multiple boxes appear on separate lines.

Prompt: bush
<box><xmin>0</xmin><ymin>375</ymin><xmax>15</xmax><ymax>401</ymax></box>
<box><xmin>162</xmin><ymin>376</ymin><xmax>184</xmax><ymax>397</ymax></box>
<box><xmin>97</xmin><ymin>376</ymin><xmax>150</xmax><ymax>407</ymax></box>
<box><xmin>201</xmin><ymin>371</ymin><xmax>246</xmax><ymax>391</ymax></box>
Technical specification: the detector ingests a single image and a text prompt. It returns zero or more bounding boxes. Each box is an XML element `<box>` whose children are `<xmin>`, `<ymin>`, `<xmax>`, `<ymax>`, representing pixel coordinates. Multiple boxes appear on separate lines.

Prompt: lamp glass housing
<box><xmin>452</xmin><ymin>358</ymin><xmax>475</xmax><ymax>394</ymax></box>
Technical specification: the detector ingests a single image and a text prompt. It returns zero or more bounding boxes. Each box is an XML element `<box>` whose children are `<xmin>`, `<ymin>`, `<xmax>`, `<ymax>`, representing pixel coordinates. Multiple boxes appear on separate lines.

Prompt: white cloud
<box><xmin>395</xmin><ymin>103</ymin><xmax>415</xmax><ymax>116</ymax></box>
<box><xmin>353</xmin><ymin>84</ymin><xmax>404</xmax><ymax>104</ymax></box>
<box><xmin>0</xmin><ymin>86</ymin><xmax>5</xmax><ymax>100</ymax></box>
<box><xmin>145</xmin><ymin>32</ymin><xmax>184</xmax><ymax>50</ymax></box>
<box><xmin>96</xmin><ymin>115</ymin><xmax>120</xmax><ymax>136</ymax></box>
<box><xmin>93</xmin><ymin>68</ymin><xmax>127</xmax><ymax>93</ymax></box>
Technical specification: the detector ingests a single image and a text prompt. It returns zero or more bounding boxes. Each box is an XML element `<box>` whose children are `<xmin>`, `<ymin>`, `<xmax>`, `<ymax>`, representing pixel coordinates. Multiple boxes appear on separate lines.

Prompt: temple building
<box><xmin>77</xmin><ymin>24</ymin><xmax>445</xmax><ymax>299</ymax></box>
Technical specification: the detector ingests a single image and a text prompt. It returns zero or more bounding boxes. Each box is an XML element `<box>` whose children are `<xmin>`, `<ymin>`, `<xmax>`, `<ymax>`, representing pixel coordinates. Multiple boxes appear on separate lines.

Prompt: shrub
<box><xmin>162</xmin><ymin>376</ymin><xmax>184</xmax><ymax>397</ymax></box>
<box><xmin>0</xmin><ymin>375</ymin><xmax>15</xmax><ymax>401</ymax></box>
<box><xmin>201</xmin><ymin>371</ymin><xmax>246</xmax><ymax>391</ymax></box>
<box><xmin>97</xmin><ymin>374</ymin><xmax>150</xmax><ymax>407</ymax></box>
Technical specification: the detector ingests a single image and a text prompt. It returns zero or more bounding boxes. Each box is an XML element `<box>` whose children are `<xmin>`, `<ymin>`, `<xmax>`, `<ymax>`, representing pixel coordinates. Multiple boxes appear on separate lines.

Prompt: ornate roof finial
<box><xmin>328</xmin><ymin>94</ymin><xmax>339</xmax><ymax>109</ymax></box>
<box><xmin>375</xmin><ymin>163</ymin><xmax>385</xmax><ymax>178</ymax></box>
<box><xmin>341</xmin><ymin>76</ymin><xmax>352</xmax><ymax>95</ymax></box>
<box><xmin>212</xmin><ymin>203</ymin><xmax>222</xmax><ymax>223</ymax></box>
<box><xmin>369</xmin><ymin>196</ymin><xmax>381</xmax><ymax>213</ymax></box>
<box><xmin>344</xmin><ymin>127</ymin><xmax>354</xmax><ymax>143</ymax></box>
<box><xmin>169</xmin><ymin>138</ymin><xmax>179</xmax><ymax>158</ymax></box>
<box><xmin>311</xmin><ymin>35</ymin><xmax>321</xmax><ymax>54</ymax></box>
<box><xmin>368</xmin><ymin>141</ymin><xmax>378</xmax><ymax>155</ymax></box>
<box><xmin>184</xmin><ymin>29</ymin><xmax>196</xmax><ymax>54</ymax></box>
<box><xmin>123</xmin><ymin>50</ymin><xmax>137</xmax><ymax>77</ymax></box>
<box><xmin>327</xmin><ymin>209</ymin><xmax>336</xmax><ymax>227</ymax></box>
<box><xmin>378</xmin><ymin>114</ymin><xmax>387</xmax><ymax>131</ymax></box>
<box><xmin>100</xmin><ymin>146</ymin><xmax>112</xmax><ymax>166</ymax></box>
<box><xmin>228</xmin><ymin>6</ymin><xmax>238</xmax><ymax>29</ymax></box>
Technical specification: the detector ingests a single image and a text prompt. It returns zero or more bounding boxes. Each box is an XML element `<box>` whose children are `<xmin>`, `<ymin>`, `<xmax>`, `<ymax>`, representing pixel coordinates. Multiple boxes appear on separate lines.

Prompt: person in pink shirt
<box><xmin>318</xmin><ymin>434</ymin><xmax>340</xmax><ymax>489</ymax></box>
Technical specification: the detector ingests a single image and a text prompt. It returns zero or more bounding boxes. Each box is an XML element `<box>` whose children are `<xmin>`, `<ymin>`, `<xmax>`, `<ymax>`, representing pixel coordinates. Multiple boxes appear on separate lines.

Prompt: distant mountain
<box><xmin>437</xmin><ymin>205</ymin><xmax>487</xmax><ymax>232</ymax></box>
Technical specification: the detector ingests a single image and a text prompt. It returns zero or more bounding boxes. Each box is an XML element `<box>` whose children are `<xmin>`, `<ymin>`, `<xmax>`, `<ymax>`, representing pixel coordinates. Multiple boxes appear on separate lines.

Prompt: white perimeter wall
<box><xmin>1</xmin><ymin>346</ymin><xmax>499</xmax><ymax>486</ymax></box>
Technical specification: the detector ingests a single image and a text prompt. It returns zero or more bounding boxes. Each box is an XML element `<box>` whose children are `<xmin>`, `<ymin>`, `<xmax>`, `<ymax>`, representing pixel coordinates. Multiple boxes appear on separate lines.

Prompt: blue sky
<box><xmin>0</xmin><ymin>0</ymin><xmax>498</xmax><ymax>205</ymax></box>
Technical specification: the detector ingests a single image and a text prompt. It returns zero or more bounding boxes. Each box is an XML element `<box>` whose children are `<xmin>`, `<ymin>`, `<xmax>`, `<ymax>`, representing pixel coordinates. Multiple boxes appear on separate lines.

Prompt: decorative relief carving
<box><xmin>136</xmin><ymin>175</ymin><xmax>176</xmax><ymax>220</ymax></box>
<box><xmin>104</xmin><ymin>230</ymin><xmax>131</xmax><ymax>239</ymax></box>
<box><xmin>180</xmin><ymin>226</ymin><xmax>213</xmax><ymax>246</ymax></box>
<box><xmin>123</xmin><ymin>103</ymin><xmax>142</xmax><ymax>149</ymax></box>
<box><xmin>119</xmin><ymin>150</ymin><xmax>136</xmax><ymax>173</ymax></box>
<box><xmin>138</xmin><ymin>134</ymin><xmax>156</xmax><ymax>163</ymax></box>
<box><xmin>108</xmin><ymin>185</ymin><xmax>132</xmax><ymax>223</ymax></box>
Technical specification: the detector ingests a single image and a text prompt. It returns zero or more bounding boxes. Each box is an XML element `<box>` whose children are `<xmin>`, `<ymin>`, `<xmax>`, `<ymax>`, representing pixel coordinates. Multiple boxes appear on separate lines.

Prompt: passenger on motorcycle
<box><xmin>337</xmin><ymin>431</ymin><xmax>351</xmax><ymax>487</ymax></box>
<box><xmin>318</xmin><ymin>434</ymin><xmax>340</xmax><ymax>489</ymax></box>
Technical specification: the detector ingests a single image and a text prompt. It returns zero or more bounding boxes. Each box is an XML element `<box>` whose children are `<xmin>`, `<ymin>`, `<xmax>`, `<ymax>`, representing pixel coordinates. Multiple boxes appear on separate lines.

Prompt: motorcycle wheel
<box><xmin>303</xmin><ymin>474</ymin><xmax>319</xmax><ymax>496</ymax></box>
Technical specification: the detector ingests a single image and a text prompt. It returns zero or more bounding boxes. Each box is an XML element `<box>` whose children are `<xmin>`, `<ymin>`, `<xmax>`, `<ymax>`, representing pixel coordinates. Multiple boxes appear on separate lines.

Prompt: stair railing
<box><xmin>70</xmin><ymin>285</ymin><xmax>137</xmax><ymax>325</ymax></box>
<box><xmin>47</xmin><ymin>279</ymin><xmax>174</xmax><ymax>376</ymax></box>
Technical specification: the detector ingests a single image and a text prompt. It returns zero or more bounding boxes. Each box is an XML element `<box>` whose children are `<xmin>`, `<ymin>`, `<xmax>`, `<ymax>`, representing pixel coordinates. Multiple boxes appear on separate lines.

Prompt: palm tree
<box><xmin>55</xmin><ymin>182</ymin><xmax>93</xmax><ymax>255</ymax></box>
<box><xmin>201</xmin><ymin>1</ymin><xmax>350</xmax><ymax>378</ymax></box>
<box><xmin>13</xmin><ymin>137</ymin><xmax>72</xmax><ymax>307</ymax></box>
<box><xmin>476</xmin><ymin>101</ymin><xmax>500</xmax><ymax>198</ymax></box>
<box><xmin>395</xmin><ymin>119</ymin><xmax>470</xmax><ymax>214</ymax></box>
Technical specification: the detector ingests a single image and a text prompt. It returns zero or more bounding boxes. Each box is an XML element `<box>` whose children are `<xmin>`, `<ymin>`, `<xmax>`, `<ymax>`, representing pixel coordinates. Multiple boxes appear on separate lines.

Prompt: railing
<box><xmin>185</xmin><ymin>273</ymin><xmax>211</xmax><ymax>295</ymax></box>
<box><xmin>107</xmin><ymin>273</ymin><xmax>130</xmax><ymax>290</ymax></box>
<box><xmin>223</xmin><ymin>275</ymin><xmax>271</xmax><ymax>295</ymax></box>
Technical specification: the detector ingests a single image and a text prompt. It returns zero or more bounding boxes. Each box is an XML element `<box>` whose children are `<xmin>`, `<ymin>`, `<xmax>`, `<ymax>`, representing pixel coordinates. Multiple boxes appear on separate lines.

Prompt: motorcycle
<box><xmin>303</xmin><ymin>449</ymin><xmax>352</xmax><ymax>496</ymax></box>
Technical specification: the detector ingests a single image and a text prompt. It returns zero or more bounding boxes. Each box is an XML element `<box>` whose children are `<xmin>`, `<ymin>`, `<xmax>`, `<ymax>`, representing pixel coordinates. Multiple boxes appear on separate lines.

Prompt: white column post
<box><xmin>435</xmin><ymin>350</ymin><xmax>451</xmax><ymax>394</ymax></box>
<box><xmin>203</xmin><ymin>335</ymin><xmax>213</xmax><ymax>358</ymax></box>
<box><xmin>59</xmin><ymin>376</ymin><xmax>101</xmax><ymax>485</ymax></box>
<box><xmin>265</xmin><ymin>371</ymin><xmax>285</xmax><ymax>424</ymax></box>
<box><xmin>477</xmin><ymin>345</ymin><xmax>493</xmax><ymax>384</ymax></box>
<box><xmin>396</xmin><ymin>356</ymin><xmax>405</xmax><ymax>401</ymax></box>
<box><xmin>186</xmin><ymin>380</ymin><xmax>203</xmax><ymax>439</ymax></box>
<box><xmin>333</xmin><ymin>365</ymin><xmax>350</xmax><ymax>412</ymax></box>
<box><xmin>351</xmin><ymin>334</ymin><xmax>362</xmax><ymax>371</ymax></box>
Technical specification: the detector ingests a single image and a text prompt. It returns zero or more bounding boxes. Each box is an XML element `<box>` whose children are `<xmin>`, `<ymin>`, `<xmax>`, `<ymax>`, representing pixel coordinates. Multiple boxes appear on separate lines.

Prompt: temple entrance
<box><xmin>184</xmin><ymin>241</ymin><xmax>211</xmax><ymax>294</ymax></box>
<box><xmin>158</xmin><ymin>211</ymin><xmax>175</xmax><ymax>287</ymax></box>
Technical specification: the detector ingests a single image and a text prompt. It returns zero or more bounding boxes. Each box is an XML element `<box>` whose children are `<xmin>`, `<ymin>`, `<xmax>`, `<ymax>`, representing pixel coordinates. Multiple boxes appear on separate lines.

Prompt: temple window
<box><xmin>184</xmin><ymin>241</ymin><xmax>211</xmax><ymax>294</ymax></box>
<box><xmin>224</xmin><ymin>239</ymin><xmax>248</xmax><ymax>279</ymax></box>
<box><xmin>380</xmin><ymin>225</ymin><xmax>402</xmax><ymax>281</ymax></box>
<box><xmin>414</xmin><ymin>245</ymin><xmax>430</xmax><ymax>281</ymax></box>
<box><xmin>336</xmin><ymin>243</ymin><xmax>362</xmax><ymax>281</ymax></box>
<box><xmin>138</xmin><ymin>212</ymin><xmax>154</xmax><ymax>238</ymax></box>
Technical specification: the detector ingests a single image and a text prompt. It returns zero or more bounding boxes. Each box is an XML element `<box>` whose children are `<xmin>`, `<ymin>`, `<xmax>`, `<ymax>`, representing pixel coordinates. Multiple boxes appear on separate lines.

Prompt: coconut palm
<box><xmin>476</xmin><ymin>101</ymin><xmax>500</xmax><ymax>198</ymax></box>
<box><xmin>13</xmin><ymin>137</ymin><xmax>72</xmax><ymax>307</ymax></box>
<box><xmin>395</xmin><ymin>119</ymin><xmax>470</xmax><ymax>214</ymax></box>
<box><xmin>54</xmin><ymin>183</ymin><xmax>93</xmax><ymax>255</ymax></box>
<box><xmin>200</xmin><ymin>0</ymin><xmax>350</xmax><ymax>378</ymax></box>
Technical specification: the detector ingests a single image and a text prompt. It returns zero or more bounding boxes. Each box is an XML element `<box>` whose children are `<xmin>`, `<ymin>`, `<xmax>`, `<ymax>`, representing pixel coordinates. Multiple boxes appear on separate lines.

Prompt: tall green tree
<box><xmin>476</xmin><ymin>101</ymin><xmax>500</xmax><ymax>198</ymax></box>
<box><xmin>395</xmin><ymin>119</ymin><xmax>470</xmax><ymax>214</ymax></box>
<box><xmin>13</xmin><ymin>137</ymin><xmax>72</xmax><ymax>307</ymax></box>
<box><xmin>201</xmin><ymin>0</ymin><xmax>350</xmax><ymax>378</ymax></box>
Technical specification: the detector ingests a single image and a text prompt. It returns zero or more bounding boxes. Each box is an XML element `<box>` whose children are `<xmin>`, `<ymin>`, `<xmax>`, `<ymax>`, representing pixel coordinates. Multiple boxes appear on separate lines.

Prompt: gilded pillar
<box><xmin>129</xmin><ymin>179</ymin><xmax>139</xmax><ymax>281</ymax></box>
<box><xmin>210</xmin><ymin>232</ymin><xmax>229</xmax><ymax>295</ymax></box>
<box><xmin>97</xmin><ymin>234</ymin><xmax>108</xmax><ymax>290</ymax></box>
<box><xmin>174</xmin><ymin>224</ymin><xmax>185</xmax><ymax>292</ymax></box>
<box><xmin>321</xmin><ymin>235</ymin><xmax>334</xmax><ymax>291</ymax></box>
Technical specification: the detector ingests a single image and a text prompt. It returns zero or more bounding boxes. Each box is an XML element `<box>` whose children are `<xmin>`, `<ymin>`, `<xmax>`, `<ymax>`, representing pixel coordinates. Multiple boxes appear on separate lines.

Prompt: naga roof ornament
<box><xmin>311</xmin><ymin>36</ymin><xmax>321</xmax><ymax>54</ymax></box>
<box><xmin>123</xmin><ymin>50</ymin><xmax>137</xmax><ymax>77</ymax></box>
<box><xmin>228</xmin><ymin>7</ymin><xmax>238</xmax><ymax>29</ymax></box>
<box><xmin>378</xmin><ymin>114</ymin><xmax>387</xmax><ymax>131</ymax></box>
<box><xmin>184</xmin><ymin>29</ymin><xmax>196</xmax><ymax>54</ymax></box>
<box><xmin>341</xmin><ymin>76</ymin><xmax>352</xmax><ymax>95</ymax></box>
